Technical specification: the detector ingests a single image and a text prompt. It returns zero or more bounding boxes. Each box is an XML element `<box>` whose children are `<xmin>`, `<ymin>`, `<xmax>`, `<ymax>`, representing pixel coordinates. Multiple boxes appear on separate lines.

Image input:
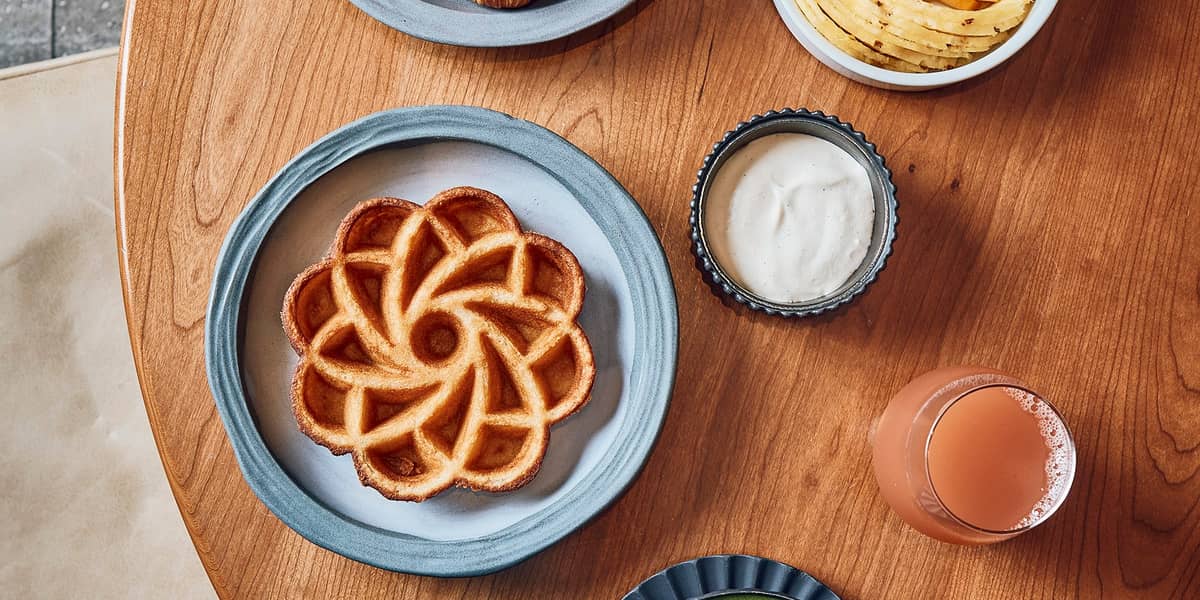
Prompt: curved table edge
<box><xmin>113</xmin><ymin>0</ymin><xmax>225</xmax><ymax>594</ymax></box>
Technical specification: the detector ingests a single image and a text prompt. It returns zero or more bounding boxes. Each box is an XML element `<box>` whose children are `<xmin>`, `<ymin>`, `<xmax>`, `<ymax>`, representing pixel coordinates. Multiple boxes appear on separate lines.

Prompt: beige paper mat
<box><xmin>0</xmin><ymin>52</ymin><xmax>214</xmax><ymax>598</ymax></box>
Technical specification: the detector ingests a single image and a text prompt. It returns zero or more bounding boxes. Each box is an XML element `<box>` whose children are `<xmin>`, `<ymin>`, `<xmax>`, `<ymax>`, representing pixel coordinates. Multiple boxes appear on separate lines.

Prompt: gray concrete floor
<box><xmin>1</xmin><ymin>0</ymin><xmax>123</xmax><ymax>69</ymax></box>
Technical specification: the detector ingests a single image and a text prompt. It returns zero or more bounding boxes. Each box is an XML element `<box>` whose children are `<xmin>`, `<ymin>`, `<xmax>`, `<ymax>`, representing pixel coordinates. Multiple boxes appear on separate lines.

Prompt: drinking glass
<box><xmin>871</xmin><ymin>366</ymin><xmax>1076</xmax><ymax>544</ymax></box>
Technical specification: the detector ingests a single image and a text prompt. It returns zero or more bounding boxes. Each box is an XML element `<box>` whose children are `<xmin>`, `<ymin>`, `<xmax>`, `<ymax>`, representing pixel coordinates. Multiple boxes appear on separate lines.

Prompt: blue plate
<box><xmin>348</xmin><ymin>0</ymin><xmax>636</xmax><ymax>47</ymax></box>
<box><xmin>205</xmin><ymin>105</ymin><xmax>678</xmax><ymax>575</ymax></box>
<box><xmin>624</xmin><ymin>555</ymin><xmax>840</xmax><ymax>600</ymax></box>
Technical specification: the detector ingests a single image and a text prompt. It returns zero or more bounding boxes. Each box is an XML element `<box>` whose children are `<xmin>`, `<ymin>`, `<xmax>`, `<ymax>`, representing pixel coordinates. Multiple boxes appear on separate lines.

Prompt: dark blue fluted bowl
<box><xmin>690</xmin><ymin>109</ymin><xmax>898</xmax><ymax>318</ymax></box>
<box><xmin>624</xmin><ymin>554</ymin><xmax>840</xmax><ymax>600</ymax></box>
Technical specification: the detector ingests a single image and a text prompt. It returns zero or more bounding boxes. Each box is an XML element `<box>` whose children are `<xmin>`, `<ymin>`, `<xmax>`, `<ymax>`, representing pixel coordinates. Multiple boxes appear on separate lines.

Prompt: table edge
<box><xmin>113</xmin><ymin>0</ymin><xmax>224</xmax><ymax>593</ymax></box>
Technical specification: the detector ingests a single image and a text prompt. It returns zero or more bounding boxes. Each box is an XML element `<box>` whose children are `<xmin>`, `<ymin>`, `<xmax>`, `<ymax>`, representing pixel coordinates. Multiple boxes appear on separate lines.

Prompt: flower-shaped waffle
<box><xmin>282</xmin><ymin>187</ymin><xmax>595</xmax><ymax>501</ymax></box>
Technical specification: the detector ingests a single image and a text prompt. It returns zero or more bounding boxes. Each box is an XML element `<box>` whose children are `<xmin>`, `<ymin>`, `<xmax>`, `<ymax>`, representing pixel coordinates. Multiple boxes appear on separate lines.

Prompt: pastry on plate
<box><xmin>282</xmin><ymin>186</ymin><xmax>595</xmax><ymax>501</ymax></box>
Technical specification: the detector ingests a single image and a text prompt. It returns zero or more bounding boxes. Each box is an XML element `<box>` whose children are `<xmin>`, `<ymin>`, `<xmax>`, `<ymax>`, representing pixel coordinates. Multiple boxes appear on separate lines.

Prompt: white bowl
<box><xmin>772</xmin><ymin>0</ymin><xmax>1058</xmax><ymax>91</ymax></box>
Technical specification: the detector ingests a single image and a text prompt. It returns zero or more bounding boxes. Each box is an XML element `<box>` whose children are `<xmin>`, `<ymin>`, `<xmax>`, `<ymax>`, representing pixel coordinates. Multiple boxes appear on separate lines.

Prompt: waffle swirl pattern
<box><xmin>282</xmin><ymin>187</ymin><xmax>595</xmax><ymax>501</ymax></box>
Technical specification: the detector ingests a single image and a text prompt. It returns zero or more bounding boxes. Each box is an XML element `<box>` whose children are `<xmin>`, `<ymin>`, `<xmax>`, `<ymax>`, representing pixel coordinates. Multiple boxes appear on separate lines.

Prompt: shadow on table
<box><xmin>920</xmin><ymin>0</ymin><xmax>1137</xmax><ymax>101</ymax></box>
<box><xmin>694</xmin><ymin>162</ymin><xmax>993</xmax><ymax>347</ymax></box>
<box><xmin>491</xmin><ymin>0</ymin><xmax>651</xmax><ymax>61</ymax></box>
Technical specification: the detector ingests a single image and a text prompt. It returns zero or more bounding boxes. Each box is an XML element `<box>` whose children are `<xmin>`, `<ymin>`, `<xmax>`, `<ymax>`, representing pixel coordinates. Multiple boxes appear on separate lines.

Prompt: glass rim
<box><xmin>922</xmin><ymin>381</ymin><xmax>1077</xmax><ymax>537</ymax></box>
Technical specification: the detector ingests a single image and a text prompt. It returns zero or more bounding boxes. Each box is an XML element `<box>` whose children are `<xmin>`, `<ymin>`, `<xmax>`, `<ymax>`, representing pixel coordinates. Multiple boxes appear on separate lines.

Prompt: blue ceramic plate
<box><xmin>624</xmin><ymin>555</ymin><xmax>840</xmax><ymax>600</ymax></box>
<box><xmin>348</xmin><ymin>0</ymin><xmax>635</xmax><ymax>47</ymax></box>
<box><xmin>205</xmin><ymin>105</ymin><xmax>677</xmax><ymax>576</ymax></box>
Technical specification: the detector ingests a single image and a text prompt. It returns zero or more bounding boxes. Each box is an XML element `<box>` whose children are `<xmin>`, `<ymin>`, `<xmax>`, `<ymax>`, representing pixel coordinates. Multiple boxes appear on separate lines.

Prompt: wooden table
<box><xmin>115</xmin><ymin>1</ymin><xmax>1200</xmax><ymax>598</ymax></box>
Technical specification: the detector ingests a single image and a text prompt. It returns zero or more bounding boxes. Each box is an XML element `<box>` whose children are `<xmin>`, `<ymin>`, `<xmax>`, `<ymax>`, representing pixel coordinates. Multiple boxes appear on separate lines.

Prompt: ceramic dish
<box><xmin>771</xmin><ymin>0</ymin><xmax>1059</xmax><ymax>91</ymax></box>
<box><xmin>348</xmin><ymin>0</ymin><xmax>635</xmax><ymax>47</ymax></box>
<box><xmin>205</xmin><ymin>105</ymin><xmax>678</xmax><ymax>576</ymax></box>
<box><xmin>623</xmin><ymin>554</ymin><xmax>841</xmax><ymax>600</ymax></box>
<box><xmin>690</xmin><ymin>109</ymin><xmax>897</xmax><ymax>318</ymax></box>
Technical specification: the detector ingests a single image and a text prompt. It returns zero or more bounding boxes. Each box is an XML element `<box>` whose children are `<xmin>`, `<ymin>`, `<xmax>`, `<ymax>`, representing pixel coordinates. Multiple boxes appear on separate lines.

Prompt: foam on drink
<box><xmin>1005</xmin><ymin>387</ymin><xmax>1075</xmax><ymax>529</ymax></box>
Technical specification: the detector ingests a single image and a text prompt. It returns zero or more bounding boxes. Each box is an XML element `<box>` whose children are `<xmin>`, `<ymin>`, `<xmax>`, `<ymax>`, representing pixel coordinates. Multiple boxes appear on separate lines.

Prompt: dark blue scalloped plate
<box><xmin>205</xmin><ymin>105</ymin><xmax>678</xmax><ymax>576</ymax></box>
<box><xmin>689</xmin><ymin>108</ymin><xmax>898</xmax><ymax>318</ymax></box>
<box><xmin>624</xmin><ymin>555</ymin><xmax>841</xmax><ymax>600</ymax></box>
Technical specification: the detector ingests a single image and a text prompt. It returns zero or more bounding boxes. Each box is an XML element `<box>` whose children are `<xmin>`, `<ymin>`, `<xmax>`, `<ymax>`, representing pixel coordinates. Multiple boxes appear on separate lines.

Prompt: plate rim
<box><xmin>347</xmin><ymin>0</ymin><xmax>636</xmax><ymax>47</ymax></box>
<box><xmin>204</xmin><ymin>104</ymin><xmax>678</xmax><ymax>576</ymax></box>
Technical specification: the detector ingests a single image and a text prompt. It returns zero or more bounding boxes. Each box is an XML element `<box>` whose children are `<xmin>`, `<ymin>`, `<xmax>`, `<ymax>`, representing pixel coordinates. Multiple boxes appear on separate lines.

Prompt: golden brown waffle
<box><xmin>282</xmin><ymin>187</ymin><xmax>595</xmax><ymax>501</ymax></box>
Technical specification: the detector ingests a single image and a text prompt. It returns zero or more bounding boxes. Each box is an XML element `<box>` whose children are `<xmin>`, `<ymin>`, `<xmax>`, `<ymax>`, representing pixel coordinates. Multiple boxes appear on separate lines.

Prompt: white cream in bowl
<box><xmin>703</xmin><ymin>133</ymin><xmax>875</xmax><ymax>304</ymax></box>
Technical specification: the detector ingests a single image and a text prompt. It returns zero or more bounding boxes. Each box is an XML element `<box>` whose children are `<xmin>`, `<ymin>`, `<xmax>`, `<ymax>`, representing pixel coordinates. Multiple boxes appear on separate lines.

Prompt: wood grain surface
<box><xmin>115</xmin><ymin>0</ymin><xmax>1200</xmax><ymax>598</ymax></box>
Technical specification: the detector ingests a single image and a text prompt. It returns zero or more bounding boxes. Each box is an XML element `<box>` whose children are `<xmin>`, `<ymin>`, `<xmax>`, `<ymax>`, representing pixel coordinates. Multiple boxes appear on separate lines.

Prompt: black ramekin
<box><xmin>689</xmin><ymin>108</ymin><xmax>898</xmax><ymax>318</ymax></box>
